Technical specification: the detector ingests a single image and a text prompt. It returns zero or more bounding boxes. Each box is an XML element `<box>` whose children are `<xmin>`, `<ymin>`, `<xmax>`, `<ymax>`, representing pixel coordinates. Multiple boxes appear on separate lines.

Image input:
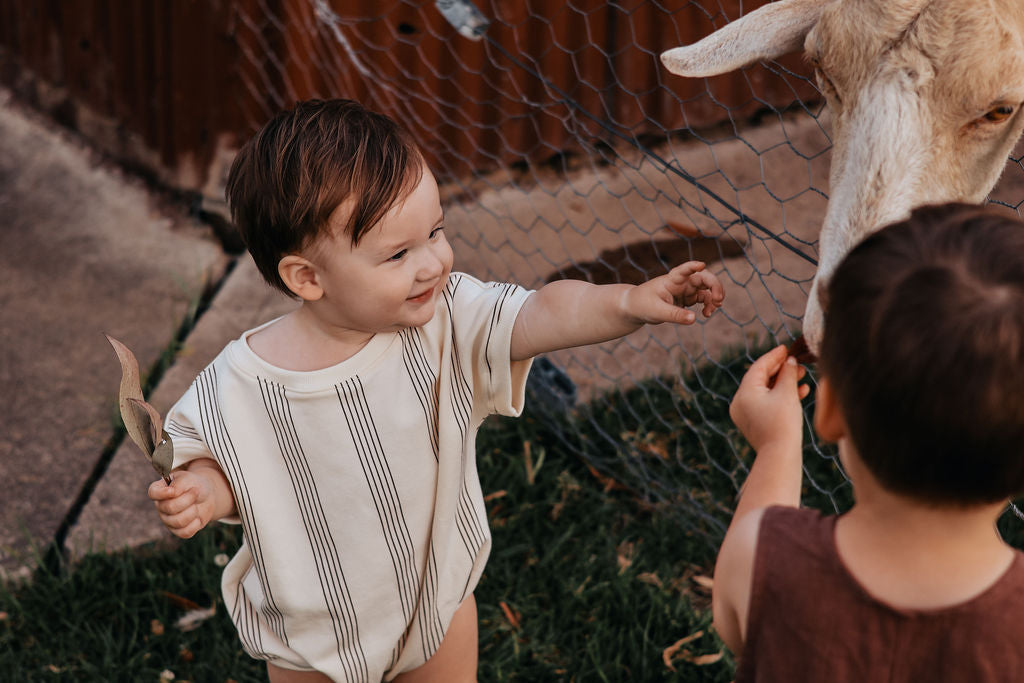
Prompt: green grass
<box><xmin>3</xmin><ymin>349</ymin><xmax>1023</xmax><ymax>681</ymax></box>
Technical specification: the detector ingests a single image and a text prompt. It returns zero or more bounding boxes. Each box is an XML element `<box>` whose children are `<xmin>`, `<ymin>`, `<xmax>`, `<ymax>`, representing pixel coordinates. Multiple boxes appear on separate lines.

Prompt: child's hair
<box><xmin>225</xmin><ymin>98</ymin><xmax>423</xmax><ymax>295</ymax></box>
<box><xmin>819</xmin><ymin>202</ymin><xmax>1024</xmax><ymax>505</ymax></box>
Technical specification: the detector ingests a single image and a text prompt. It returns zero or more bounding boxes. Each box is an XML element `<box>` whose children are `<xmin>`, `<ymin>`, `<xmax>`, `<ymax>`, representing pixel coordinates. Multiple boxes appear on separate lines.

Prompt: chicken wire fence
<box><xmin>230</xmin><ymin>0</ymin><xmax>1024</xmax><ymax>545</ymax></box>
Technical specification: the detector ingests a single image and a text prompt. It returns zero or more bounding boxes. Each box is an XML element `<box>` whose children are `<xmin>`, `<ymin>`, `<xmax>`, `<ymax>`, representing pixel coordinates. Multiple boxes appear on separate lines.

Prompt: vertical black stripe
<box><xmin>259</xmin><ymin>378</ymin><xmax>369</xmax><ymax>682</ymax></box>
<box><xmin>442</xmin><ymin>280</ymin><xmax>492</xmax><ymax>565</ymax></box>
<box><xmin>195</xmin><ymin>367</ymin><xmax>287</xmax><ymax>654</ymax></box>
<box><xmin>483</xmin><ymin>282</ymin><xmax>517</xmax><ymax>380</ymax></box>
<box><xmin>337</xmin><ymin>376</ymin><xmax>435</xmax><ymax>658</ymax></box>
<box><xmin>397</xmin><ymin>328</ymin><xmax>447</xmax><ymax>654</ymax></box>
<box><xmin>400</xmin><ymin>328</ymin><xmax>440</xmax><ymax>459</ymax></box>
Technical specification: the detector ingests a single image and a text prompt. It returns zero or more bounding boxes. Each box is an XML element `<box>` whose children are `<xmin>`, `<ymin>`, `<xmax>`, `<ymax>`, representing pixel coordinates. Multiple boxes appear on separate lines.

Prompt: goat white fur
<box><xmin>662</xmin><ymin>0</ymin><xmax>1024</xmax><ymax>351</ymax></box>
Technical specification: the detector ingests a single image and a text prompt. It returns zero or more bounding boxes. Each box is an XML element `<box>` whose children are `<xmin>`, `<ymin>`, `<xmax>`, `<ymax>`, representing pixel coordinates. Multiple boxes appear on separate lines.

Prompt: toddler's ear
<box><xmin>813</xmin><ymin>377</ymin><xmax>847</xmax><ymax>443</ymax></box>
<box><xmin>278</xmin><ymin>254</ymin><xmax>324</xmax><ymax>301</ymax></box>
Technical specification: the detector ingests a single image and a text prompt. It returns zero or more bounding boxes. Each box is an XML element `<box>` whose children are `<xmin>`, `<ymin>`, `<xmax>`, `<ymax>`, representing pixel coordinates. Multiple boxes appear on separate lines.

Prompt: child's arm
<box><xmin>509</xmin><ymin>261</ymin><xmax>724</xmax><ymax>360</ymax></box>
<box><xmin>147</xmin><ymin>457</ymin><xmax>236</xmax><ymax>539</ymax></box>
<box><xmin>713</xmin><ymin>345</ymin><xmax>809</xmax><ymax>653</ymax></box>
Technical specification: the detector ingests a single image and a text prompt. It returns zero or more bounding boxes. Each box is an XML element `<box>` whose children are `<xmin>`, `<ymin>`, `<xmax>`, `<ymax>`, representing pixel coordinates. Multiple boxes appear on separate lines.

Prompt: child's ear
<box><xmin>278</xmin><ymin>254</ymin><xmax>324</xmax><ymax>301</ymax></box>
<box><xmin>813</xmin><ymin>377</ymin><xmax>848</xmax><ymax>443</ymax></box>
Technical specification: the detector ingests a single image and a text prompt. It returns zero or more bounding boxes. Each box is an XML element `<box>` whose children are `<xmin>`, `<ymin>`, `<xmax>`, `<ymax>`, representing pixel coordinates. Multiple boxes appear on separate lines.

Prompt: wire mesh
<box><xmin>231</xmin><ymin>0</ymin><xmax>1024</xmax><ymax>545</ymax></box>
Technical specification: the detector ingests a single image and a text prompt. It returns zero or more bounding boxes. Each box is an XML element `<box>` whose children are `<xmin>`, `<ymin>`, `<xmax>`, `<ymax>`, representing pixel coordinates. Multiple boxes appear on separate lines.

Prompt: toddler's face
<box><xmin>309</xmin><ymin>164</ymin><xmax>454</xmax><ymax>334</ymax></box>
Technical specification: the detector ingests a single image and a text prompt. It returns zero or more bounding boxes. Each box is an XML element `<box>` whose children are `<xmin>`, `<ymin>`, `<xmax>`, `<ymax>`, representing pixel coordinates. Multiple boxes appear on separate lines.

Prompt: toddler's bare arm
<box><xmin>147</xmin><ymin>457</ymin><xmax>236</xmax><ymax>539</ymax></box>
<box><xmin>713</xmin><ymin>345</ymin><xmax>810</xmax><ymax>653</ymax></box>
<box><xmin>510</xmin><ymin>261</ymin><xmax>724</xmax><ymax>360</ymax></box>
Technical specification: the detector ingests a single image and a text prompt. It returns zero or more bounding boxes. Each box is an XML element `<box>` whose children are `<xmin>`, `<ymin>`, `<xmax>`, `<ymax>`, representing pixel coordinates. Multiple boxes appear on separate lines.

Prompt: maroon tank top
<box><xmin>736</xmin><ymin>506</ymin><xmax>1024</xmax><ymax>683</ymax></box>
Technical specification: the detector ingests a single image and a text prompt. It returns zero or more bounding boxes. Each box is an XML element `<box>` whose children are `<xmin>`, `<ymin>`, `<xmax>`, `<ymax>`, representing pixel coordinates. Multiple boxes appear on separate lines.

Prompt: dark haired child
<box><xmin>720</xmin><ymin>203</ymin><xmax>1024</xmax><ymax>682</ymax></box>
<box><xmin>146</xmin><ymin>99</ymin><xmax>725</xmax><ymax>683</ymax></box>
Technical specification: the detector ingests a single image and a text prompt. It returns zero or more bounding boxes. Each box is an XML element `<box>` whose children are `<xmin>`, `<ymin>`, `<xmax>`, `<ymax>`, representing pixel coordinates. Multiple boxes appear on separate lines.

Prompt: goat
<box><xmin>661</xmin><ymin>0</ymin><xmax>1024</xmax><ymax>350</ymax></box>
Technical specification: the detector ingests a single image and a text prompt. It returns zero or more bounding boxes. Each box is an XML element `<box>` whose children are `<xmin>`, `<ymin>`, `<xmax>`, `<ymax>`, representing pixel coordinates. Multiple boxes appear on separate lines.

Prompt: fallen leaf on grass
<box><xmin>637</xmin><ymin>572</ymin><xmax>663</xmax><ymax>588</ymax></box>
<box><xmin>175</xmin><ymin>605</ymin><xmax>217</xmax><ymax>632</ymax></box>
<box><xmin>683</xmin><ymin>651</ymin><xmax>724</xmax><ymax>665</ymax></box>
<box><xmin>499</xmin><ymin>601</ymin><xmax>521</xmax><ymax>630</ymax></box>
<box><xmin>616</xmin><ymin>540</ymin><xmax>636</xmax><ymax>574</ymax></box>
<box><xmin>662</xmin><ymin>630</ymin><xmax>724</xmax><ymax>671</ymax></box>
<box><xmin>162</xmin><ymin>591</ymin><xmax>202</xmax><ymax>611</ymax></box>
<box><xmin>483</xmin><ymin>490</ymin><xmax>507</xmax><ymax>502</ymax></box>
<box><xmin>151</xmin><ymin>619</ymin><xmax>165</xmax><ymax>636</ymax></box>
<box><xmin>585</xmin><ymin>464</ymin><xmax>626</xmax><ymax>492</ymax></box>
<box><xmin>692</xmin><ymin>574</ymin><xmax>714</xmax><ymax>590</ymax></box>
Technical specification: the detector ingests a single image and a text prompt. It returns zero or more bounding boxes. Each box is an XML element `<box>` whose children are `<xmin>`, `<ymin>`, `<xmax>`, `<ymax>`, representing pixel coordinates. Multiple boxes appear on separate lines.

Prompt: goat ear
<box><xmin>661</xmin><ymin>0</ymin><xmax>827</xmax><ymax>78</ymax></box>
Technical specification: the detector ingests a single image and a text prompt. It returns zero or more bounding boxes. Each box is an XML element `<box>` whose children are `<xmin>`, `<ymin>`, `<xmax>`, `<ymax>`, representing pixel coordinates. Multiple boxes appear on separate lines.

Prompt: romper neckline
<box><xmin>226</xmin><ymin>317</ymin><xmax>398</xmax><ymax>393</ymax></box>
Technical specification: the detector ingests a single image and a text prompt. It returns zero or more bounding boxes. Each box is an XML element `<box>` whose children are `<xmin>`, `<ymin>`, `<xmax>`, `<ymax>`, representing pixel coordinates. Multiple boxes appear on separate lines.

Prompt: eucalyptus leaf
<box><xmin>106</xmin><ymin>335</ymin><xmax>174</xmax><ymax>484</ymax></box>
<box><xmin>125</xmin><ymin>397</ymin><xmax>158</xmax><ymax>456</ymax></box>
<box><xmin>105</xmin><ymin>335</ymin><xmax>149</xmax><ymax>456</ymax></box>
<box><xmin>151</xmin><ymin>430</ymin><xmax>174</xmax><ymax>484</ymax></box>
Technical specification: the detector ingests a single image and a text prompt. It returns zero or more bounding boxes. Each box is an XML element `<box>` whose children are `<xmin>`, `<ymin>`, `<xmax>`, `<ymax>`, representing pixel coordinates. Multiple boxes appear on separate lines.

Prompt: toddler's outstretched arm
<box><xmin>147</xmin><ymin>458</ymin><xmax>236</xmax><ymax>539</ymax></box>
<box><xmin>713</xmin><ymin>345</ymin><xmax>809</xmax><ymax>653</ymax></box>
<box><xmin>510</xmin><ymin>261</ymin><xmax>724</xmax><ymax>360</ymax></box>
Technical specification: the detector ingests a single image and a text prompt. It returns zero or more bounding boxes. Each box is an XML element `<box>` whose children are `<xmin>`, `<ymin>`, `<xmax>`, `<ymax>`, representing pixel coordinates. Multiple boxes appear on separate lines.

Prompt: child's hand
<box><xmin>148</xmin><ymin>463</ymin><xmax>229</xmax><ymax>539</ymax></box>
<box><xmin>730</xmin><ymin>345</ymin><xmax>810</xmax><ymax>452</ymax></box>
<box><xmin>624</xmin><ymin>261</ymin><xmax>725</xmax><ymax>326</ymax></box>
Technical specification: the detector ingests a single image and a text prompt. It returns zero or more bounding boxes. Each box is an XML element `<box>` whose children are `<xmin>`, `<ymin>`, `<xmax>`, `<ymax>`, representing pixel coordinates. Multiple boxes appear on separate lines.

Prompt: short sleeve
<box><xmin>164</xmin><ymin>379</ymin><xmax>215</xmax><ymax>470</ymax></box>
<box><xmin>446</xmin><ymin>273</ymin><xmax>534</xmax><ymax>418</ymax></box>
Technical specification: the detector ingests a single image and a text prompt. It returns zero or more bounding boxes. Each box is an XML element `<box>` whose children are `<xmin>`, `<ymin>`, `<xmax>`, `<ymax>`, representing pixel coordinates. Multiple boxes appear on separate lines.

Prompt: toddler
<box><xmin>722</xmin><ymin>203</ymin><xmax>1024</xmax><ymax>681</ymax></box>
<box><xmin>148</xmin><ymin>98</ymin><xmax>724</xmax><ymax>682</ymax></box>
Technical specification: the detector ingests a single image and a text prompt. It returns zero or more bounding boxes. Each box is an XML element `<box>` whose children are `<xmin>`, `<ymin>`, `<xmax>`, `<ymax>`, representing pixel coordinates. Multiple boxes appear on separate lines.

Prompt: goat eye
<box><xmin>984</xmin><ymin>105</ymin><xmax>1014</xmax><ymax>123</ymax></box>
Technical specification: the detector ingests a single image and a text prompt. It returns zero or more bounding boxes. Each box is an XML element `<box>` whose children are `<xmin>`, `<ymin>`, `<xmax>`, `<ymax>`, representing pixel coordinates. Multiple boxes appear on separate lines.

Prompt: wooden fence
<box><xmin>0</xmin><ymin>0</ymin><xmax>816</xmax><ymax>193</ymax></box>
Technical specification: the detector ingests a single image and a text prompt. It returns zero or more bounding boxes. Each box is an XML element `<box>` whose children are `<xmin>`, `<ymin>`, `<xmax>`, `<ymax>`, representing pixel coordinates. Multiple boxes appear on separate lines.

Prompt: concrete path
<box><xmin>0</xmin><ymin>91</ymin><xmax>228</xmax><ymax>578</ymax></box>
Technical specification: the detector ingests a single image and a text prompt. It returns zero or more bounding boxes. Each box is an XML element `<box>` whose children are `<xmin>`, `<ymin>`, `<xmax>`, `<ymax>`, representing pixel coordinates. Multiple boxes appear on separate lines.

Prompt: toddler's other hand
<box><xmin>148</xmin><ymin>469</ymin><xmax>219</xmax><ymax>539</ymax></box>
<box><xmin>625</xmin><ymin>261</ymin><xmax>725</xmax><ymax>326</ymax></box>
<box><xmin>730</xmin><ymin>345</ymin><xmax>809</xmax><ymax>452</ymax></box>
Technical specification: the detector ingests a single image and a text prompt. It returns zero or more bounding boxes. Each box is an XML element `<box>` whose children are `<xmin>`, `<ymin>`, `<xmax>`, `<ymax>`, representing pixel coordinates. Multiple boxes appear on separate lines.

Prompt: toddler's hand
<box><xmin>148</xmin><ymin>468</ymin><xmax>221</xmax><ymax>539</ymax></box>
<box><xmin>624</xmin><ymin>261</ymin><xmax>725</xmax><ymax>326</ymax></box>
<box><xmin>730</xmin><ymin>345</ymin><xmax>810</xmax><ymax>452</ymax></box>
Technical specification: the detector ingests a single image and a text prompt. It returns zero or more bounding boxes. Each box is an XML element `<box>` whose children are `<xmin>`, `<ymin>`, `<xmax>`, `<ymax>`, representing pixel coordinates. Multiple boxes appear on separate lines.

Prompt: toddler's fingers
<box><xmin>655</xmin><ymin>300</ymin><xmax>696</xmax><ymax>325</ymax></box>
<box><xmin>744</xmin><ymin>345</ymin><xmax>788</xmax><ymax>388</ymax></box>
<box><xmin>769</xmin><ymin>355</ymin><xmax>806</xmax><ymax>394</ymax></box>
<box><xmin>671</xmin><ymin>261</ymin><xmax>706</xmax><ymax>277</ymax></box>
<box><xmin>148</xmin><ymin>479</ymin><xmax>177</xmax><ymax>501</ymax></box>
<box><xmin>689</xmin><ymin>271</ymin><xmax>725</xmax><ymax>304</ymax></box>
<box><xmin>154</xmin><ymin>486</ymin><xmax>198</xmax><ymax>516</ymax></box>
<box><xmin>162</xmin><ymin>507</ymin><xmax>201</xmax><ymax>534</ymax></box>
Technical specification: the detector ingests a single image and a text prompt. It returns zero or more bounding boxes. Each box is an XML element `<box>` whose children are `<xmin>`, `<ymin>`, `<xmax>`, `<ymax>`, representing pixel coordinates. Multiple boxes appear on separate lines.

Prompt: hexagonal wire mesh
<box><xmin>233</xmin><ymin>0</ymin><xmax>1024</xmax><ymax>547</ymax></box>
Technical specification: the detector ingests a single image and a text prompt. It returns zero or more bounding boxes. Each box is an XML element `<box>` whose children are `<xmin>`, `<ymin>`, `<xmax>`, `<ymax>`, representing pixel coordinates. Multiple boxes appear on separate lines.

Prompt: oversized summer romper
<box><xmin>164</xmin><ymin>273</ymin><xmax>533</xmax><ymax>681</ymax></box>
<box><xmin>738</xmin><ymin>506</ymin><xmax>1024</xmax><ymax>682</ymax></box>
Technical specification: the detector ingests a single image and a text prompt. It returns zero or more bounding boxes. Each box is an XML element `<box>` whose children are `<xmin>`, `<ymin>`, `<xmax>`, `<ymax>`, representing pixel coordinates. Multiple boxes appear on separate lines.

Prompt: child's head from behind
<box><xmin>819</xmin><ymin>203</ymin><xmax>1024</xmax><ymax>505</ymax></box>
<box><xmin>226</xmin><ymin>98</ymin><xmax>424</xmax><ymax>296</ymax></box>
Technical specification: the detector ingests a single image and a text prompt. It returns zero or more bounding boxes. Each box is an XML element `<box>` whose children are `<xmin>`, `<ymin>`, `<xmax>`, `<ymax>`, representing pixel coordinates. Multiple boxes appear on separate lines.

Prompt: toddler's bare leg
<box><xmin>393</xmin><ymin>593</ymin><xmax>478</xmax><ymax>683</ymax></box>
<box><xmin>266</xmin><ymin>662</ymin><xmax>333</xmax><ymax>683</ymax></box>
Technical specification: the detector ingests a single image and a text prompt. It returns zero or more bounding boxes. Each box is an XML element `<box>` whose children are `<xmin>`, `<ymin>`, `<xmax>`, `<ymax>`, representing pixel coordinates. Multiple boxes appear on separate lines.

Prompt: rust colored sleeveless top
<box><xmin>736</xmin><ymin>506</ymin><xmax>1024</xmax><ymax>683</ymax></box>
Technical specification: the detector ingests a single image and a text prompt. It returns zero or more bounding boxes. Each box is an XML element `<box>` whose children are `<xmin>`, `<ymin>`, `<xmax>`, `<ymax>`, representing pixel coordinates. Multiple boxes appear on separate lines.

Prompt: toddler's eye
<box><xmin>430</xmin><ymin>226</ymin><xmax>444</xmax><ymax>239</ymax></box>
<box><xmin>388</xmin><ymin>249</ymin><xmax>407</xmax><ymax>262</ymax></box>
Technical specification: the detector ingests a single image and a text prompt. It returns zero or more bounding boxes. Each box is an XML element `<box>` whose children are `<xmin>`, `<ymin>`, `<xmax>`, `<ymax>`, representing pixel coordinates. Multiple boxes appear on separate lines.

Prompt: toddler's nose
<box><xmin>417</xmin><ymin>248</ymin><xmax>444</xmax><ymax>280</ymax></box>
